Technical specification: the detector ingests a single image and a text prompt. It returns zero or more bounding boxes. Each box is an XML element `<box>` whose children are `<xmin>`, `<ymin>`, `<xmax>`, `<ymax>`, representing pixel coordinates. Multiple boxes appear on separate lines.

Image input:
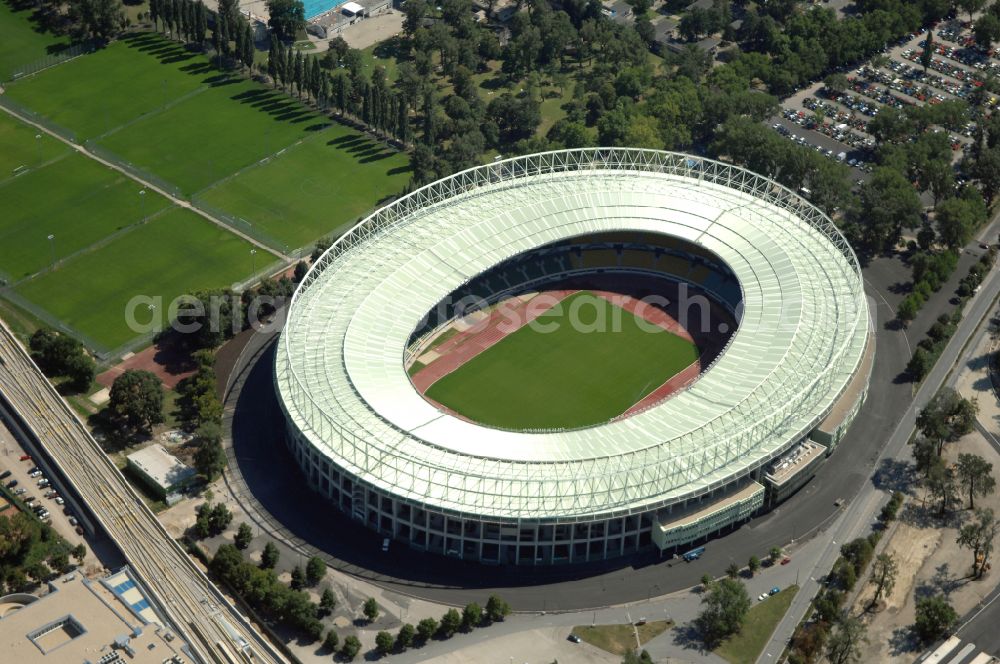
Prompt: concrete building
<box><xmin>125</xmin><ymin>445</ymin><xmax>194</xmax><ymax>501</ymax></box>
<box><xmin>0</xmin><ymin>569</ymin><xmax>190</xmax><ymax>664</ymax></box>
<box><xmin>275</xmin><ymin>149</ymin><xmax>872</xmax><ymax>565</ymax></box>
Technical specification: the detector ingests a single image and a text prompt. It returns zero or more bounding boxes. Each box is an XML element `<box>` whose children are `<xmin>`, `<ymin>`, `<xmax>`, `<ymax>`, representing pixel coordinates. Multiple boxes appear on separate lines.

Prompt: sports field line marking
<box><xmin>0</xmin><ymin>102</ymin><xmax>293</xmax><ymax>264</ymax></box>
<box><xmin>0</xmin><ymin>151</ymin><xmax>71</xmax><ymax>189</ymax></box>
<box><xmin>90</xmin><ymin>83</ymin><xmax>211</xmax><ymax>143</ymax></box>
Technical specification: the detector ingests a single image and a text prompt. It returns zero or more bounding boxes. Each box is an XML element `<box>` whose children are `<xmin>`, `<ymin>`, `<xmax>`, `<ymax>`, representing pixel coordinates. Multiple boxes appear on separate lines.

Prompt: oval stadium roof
<box><xmin>275</xmin><ymin>149</ymin><xmax>870</xmax><ymax>521</ymax></box>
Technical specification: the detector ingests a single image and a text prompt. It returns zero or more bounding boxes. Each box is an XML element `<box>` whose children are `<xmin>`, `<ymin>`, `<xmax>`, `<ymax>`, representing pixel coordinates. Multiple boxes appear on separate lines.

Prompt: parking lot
<box><xmin>0</xmin><ymin>423</ymin><xmax>100</xmax><ymax>574</ymax></box>
<box><xmin>769</xmin><ymin>16</ymin><xmax>991</xmax><ymax>187</ymax></box>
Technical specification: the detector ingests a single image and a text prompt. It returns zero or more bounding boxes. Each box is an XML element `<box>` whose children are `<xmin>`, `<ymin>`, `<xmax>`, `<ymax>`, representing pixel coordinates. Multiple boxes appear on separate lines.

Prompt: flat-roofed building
<box><xmin>0</xmin><ymin>569</ymin><xmax>190</xmax><ymax>664</ymax></box>
<box><xmin>125</xmin><ymin>445</ymin><xmax>195</xmax><ymax>501</ymax></box>
<box><xmin>764</xmin><ymin>440</ymin><xmax>827</xmax><ymax>505</ymax></box>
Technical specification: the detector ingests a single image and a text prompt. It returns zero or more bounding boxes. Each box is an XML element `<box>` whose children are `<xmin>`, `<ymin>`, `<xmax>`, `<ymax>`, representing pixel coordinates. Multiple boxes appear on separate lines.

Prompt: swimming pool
<box><xmin>303</xmin><ymin>0</ymin><xmax>348</xmax><ymax>20</ymax></box>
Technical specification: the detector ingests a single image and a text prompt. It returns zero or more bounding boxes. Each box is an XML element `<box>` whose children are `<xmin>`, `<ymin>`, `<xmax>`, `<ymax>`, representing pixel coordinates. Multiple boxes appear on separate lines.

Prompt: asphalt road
<box><xmin>759</xmin><ymin>218</ymin><xmax>1000</xmax><ymax>662</ymax></box>
<box><xmin>220</xmin><ymin>241</ymin><xmax>946</xmax><ymax>612</ymax></box>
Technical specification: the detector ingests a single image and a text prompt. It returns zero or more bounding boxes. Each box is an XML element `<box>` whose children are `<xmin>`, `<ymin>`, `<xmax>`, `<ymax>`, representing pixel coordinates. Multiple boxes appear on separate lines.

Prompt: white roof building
<box><xmin>275</xmin><ymin>149</ymin><xmax>869</xmax><ymax>529</ymax></box>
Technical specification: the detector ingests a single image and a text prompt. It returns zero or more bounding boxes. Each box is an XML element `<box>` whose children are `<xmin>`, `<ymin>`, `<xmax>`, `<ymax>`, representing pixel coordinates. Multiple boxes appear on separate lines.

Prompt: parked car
<box><xmin>68</xmin><ymin>516</ymin><xmax>78</xmax><ymax>526</ymax></box>
<box><xmin>19</xmin><ymin>454</ymin><xmax>31</xmax><ymax>461</ymax></box>
<box><xmin>14</xmin><ymin>488</ymin><xmax>26</xmax><ymax>495</ymax></box>
<box><xmin>759</xmin><ymin>593</ymin><xmax>768</xmax><ymax>601</ymax></box>
<box><xmin>0</xmin><ymin>470</ymin><xmax>11</xmax><ymax>480</ymax></box>
<box><xmin>74</xmin><ymin>526</ymin><xmax>84</xmax><ymax>535</ymax></box>
<box><xmin>38</xmin><ymin>479</ymin><xmax>50</xmax><ymax>488</ymax></box>
<box><xmin>781</xmin><ymin>557</ymin><xmax>792</xmax><ymax>565</ymax></box>
<box><xmin>770</xmin><ymin>587</ymin><xmax>781</xmax><ymax>596</ymax></box>
<box><xmin>568</xmin><ymin>634</ymin><xmax>582</xmax><ymax>643</ymax></box>
<box><xmin>6</xmin><ymin>479</ymin><xmax>18</xmax><ymax>488</ymax></box>
<box><xmin>55</xmin><ymin>497</ymin><xmax>64</xmax><ymax>505</ymax></box>
<box><xmin>29</xmin><ymin>470</ymin><xmax>42</xmax><ymax>478</ymax></box>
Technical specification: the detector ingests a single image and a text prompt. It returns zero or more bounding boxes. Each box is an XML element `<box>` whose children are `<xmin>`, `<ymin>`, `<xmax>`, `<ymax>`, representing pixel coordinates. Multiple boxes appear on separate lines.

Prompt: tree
<box><xmin>304</xmin><ymin>555</ymin><xmax>326</xmax><ymax>585</ymax></box>
<box><xmin>340</xmin><ymin>635</ymin><xmax>362</xmax><ymax>661</ymax></box>
<box><xmin>416</xmin><ymin>617</ymin><xmax>438</xmax><ymax>641</ymax></box>
<box><xmin>768</xmin><ymin>547</ymin><xmax>783</xmax><ymax>566</ymax></box>
<box><xmin>322</xmin><ymin>629</ymin><xmax>339</xmax><ymax>651</ymax></box>
<box><xmin>956</xmin><ymin>508</ymin><xmax>999</xmax><ymax>578</ymax></box>
<box><xmin>485</xmin><ymin>594</ymin><xmax>511</xmax><ymax>622</ymax></box>
<box><xmin>462</xmin><ymin>602</ymin><xmax>481</xmax><ymax>630</ymax></box>
<box><xmin>936</xmin><ymin>197</ymin><xmax>978</xmax><ymax>250</ymax></box>
<box><xmin>194</xmin><ymin>427</ymin><xmax>226</xmax><ymax>480</ymax></box>
<box><xmin>918</xmin><ymin>388</ymin><xmax>978</xmax><ymax>456</ymax></box>
<box><xmin>975</xmin><ymin>12</ymin><xmax>1000</xmax><ymax>49</ymax></box>
<box><xmin>725</xmin><ymin>561</ymin><xmax>740</xmax><ymax>579</ymax></box>
<box><xmin>363</xmin><ymin>596</ymin><xmax>379</xmax><ymax>622</ymax></box>
<box><xmin>109</xmin><ymin>370</ymin><xmax>164</xmax><ymax>433</ymax></box>
<box><xmin>439</xmin><ymin>608</ymin><xmax>462</xmax><ymax>637</ymax></box>
<box><xmin>267</xmin><ymin>0</ymin><xmax>304</xmax><ymax>42</ymax></box>
<box><xmin>622</xmin><ymin>650</ymin><xmax>654</xmax><ymax>664</ymax></box>
<box><xmin>824</xmin><ymin>72</ymin><xmax>849</xmax><ymax>95</ymax></box>
<box><xmin>235</xmin><ymin>522</ymin><xmax>253</xmax><ymax>549</ymax></box>
<box><xmin>921</xmin><ymin>31</ymin><xmax>934</xmax><ymax>72</ymax></box>
<box><xmin>290</xmin><ymin>565</ymin><xmax>305</xmax><ymax>590</ymax></box>
<box><xmin>209</xmin><ymin>503</ymin><xmax>232</xmax><ymax>533</ymax></box>
<box><xmin>928</xmin><ymin>463</ymin><xmax>958</xmax><ymax>517</ymax></box>
<box><xmin>858</xmin><ymin>167</ymin><xmax>922</xmax><ymax>254</ymax></box>
<box><xmin>826</xmin><ymin>616</ymin><xmax>867</xmax><ymax>664</ymax></box>
<box><xmin>956</xmin><ymin>453</ymin><xmax>996</xmax><ymax>509</ymax></box>
<box><xmin>396</xmin><ymin>623</ymin><xmax>415</xmax><ymax>650</ymax></box>
<box><xmin>914</xmin><ymin>595</ymin><xmax>958</xmax><ymax>642</ymax></box>
<box><xmin>71</xmin><ymin>543</ymin><xmax>87</xmax><ymax>564</ymax></box>
<box><xmin>696</xmin><ymin>577</ymin><xmax>751</xmax><ymax>647</ymax></box>
<box><xmin>375</xmin><ymin>630</ymin><xmax>394</xmax><ymax>655</ymax></box>
<box><xmin>960</xmin><ymin>0</ymin><xmax>987</xmax><ymax>21</ymax></box>
<box><xmin>319</xmin><ymin>587</ymin><xmax>336</xmax><ymax>615</ymax></box>
<box><xmin>260</xmin><ymin>541</ymin><xmax>279</xmax><ymax>569</ymax></box>
<box><xmin>748</xmin><ymin>556</ymin><xmax>761</xmax><ymax>576</ymax></box>
<box><xmin>70</xmin><ymin>0</ymin><xmax>126</xmax><ymax>41</ymax></box>
<box><xmin>868</xmin><ymin>553</ymin><xmax>898</xmax><ymax>608</ymax></box>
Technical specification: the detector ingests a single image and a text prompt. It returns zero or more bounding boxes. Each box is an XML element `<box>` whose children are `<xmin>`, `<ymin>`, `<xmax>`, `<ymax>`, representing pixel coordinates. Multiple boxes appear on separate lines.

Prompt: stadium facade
<box><xmin>274</xmin><ymin>149</ymin><xmax>872</xmax><ymax>565</ymax></box>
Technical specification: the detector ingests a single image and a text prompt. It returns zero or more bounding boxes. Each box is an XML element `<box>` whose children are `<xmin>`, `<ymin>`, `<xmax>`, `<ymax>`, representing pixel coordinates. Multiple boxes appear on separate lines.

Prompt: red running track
<box><xmin>409</xmin><ymin>290</ymin><xmax>576</xmax><ymax>393</ymax></box>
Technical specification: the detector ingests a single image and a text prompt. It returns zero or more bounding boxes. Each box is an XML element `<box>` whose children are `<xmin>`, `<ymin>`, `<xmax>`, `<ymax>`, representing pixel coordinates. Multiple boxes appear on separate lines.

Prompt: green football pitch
<box><xmin>424</xmin><ymin>291</ymin><xmax>700</xmax><ymax>430</ymax></box>
<box><xmin>0</xmin><ymin>2</ymin><xmax>71</xmax><ymax>81</ymax></box>
<box><xmin>15</xmin><ymin>207</ymin><xmax>276</xmax><ymax>351</ymax></box>
<box><xmin>198</xmin><ymin>128</ymin><xmax>411</xmax><ymax>250</ymax></box>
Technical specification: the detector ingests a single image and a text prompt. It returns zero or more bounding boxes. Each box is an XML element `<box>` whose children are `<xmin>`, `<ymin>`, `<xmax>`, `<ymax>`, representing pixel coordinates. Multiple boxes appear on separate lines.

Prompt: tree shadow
<box><xmin>888</xmin><ymin>626</ymin><xmax>921</xmax><ymax>656</ymax></box>
<box><xmin>871</xmin><ymin>457</ymin><xmax>914</xmax><ymax>492</ymax></box>
<box><xmin>671</xmin><ymin>622</ymin><xmax>709</xmax><ymax>653</ymax></box>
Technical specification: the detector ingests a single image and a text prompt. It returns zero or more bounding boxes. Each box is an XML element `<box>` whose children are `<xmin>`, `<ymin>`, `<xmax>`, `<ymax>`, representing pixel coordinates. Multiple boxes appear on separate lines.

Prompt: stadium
<box><xmin>274</xmin><ymin>149</ymin><xmax>873</xmax><ymax>565</ymax></box>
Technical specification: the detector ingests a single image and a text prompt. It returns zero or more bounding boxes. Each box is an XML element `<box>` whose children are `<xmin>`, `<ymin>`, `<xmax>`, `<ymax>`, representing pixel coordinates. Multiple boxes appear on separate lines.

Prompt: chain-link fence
<box><xmin>0</xmin><ymin>96</ymin><xmax>78</xmax><ymax>143</ymax></box>
<box><xmin>189</xmin><ymin>197</ymin><xmax>296</xmax><ymax>257</ymax></box>
<box><xmin>83</xmin><ymin>140</ymin><xmax>185</xmax><ymax>199</ymax></box>
<box><xmin>0</xmin><ymin>290</ymin><xmax>114</xmax><ymax>359</ymax></box>
<box><xmin>5</xmin><ymin>40</ymin><xmax>97</xmax><ymax>83</ymax></box>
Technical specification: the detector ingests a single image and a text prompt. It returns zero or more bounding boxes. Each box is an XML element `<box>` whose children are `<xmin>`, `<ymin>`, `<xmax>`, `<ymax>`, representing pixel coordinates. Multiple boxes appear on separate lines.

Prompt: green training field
<box><xmin>98</xmin><ymin>78</ymin><xmax>332</xmax><ymax>195</ymax></box>
<box><xmin>0</xmin><ymin>1</ymin><xmax>71</xmax><ymax>81</ymax></box>
<box><xmin>0</xmin><ymin>151</ymin><xmax>168</xmax><ymax>279</ymax></box>
<box><xmin>4</xmin><ymin>32</ymin><xmax>214</xmax><ymax>139</ymax></box>
<box><xmin>0</xmin><ymin>110</ymin><xmax>66</xmax><ymax>175</ymax></box>
<box><xmin>424</xmin><ymin>291</ymin><xmax>700</xmax><ymax>430</ymax></box>
<box><xmin>198</xmin><ymin>128</ymin><xmax>411</xmax><ymax>250</ymax></box>
<box><xmin>14</xmin><ymin>208</ymin><xmax>275</xmax><ymax>350</ymax></box>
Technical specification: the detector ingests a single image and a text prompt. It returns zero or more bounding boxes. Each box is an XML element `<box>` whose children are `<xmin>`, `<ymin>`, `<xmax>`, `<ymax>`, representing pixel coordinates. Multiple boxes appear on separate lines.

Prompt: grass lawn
<box><xmin>0</xmin><ymin>0</ymin><xmax>72</xmax><ymax>81</ymax></box>
<box><xmin>5</xmin><ymin>33</ymin><xmax>214</xmax><ymax>140</ymax></box>
<box><xmin>198</xmin><ymin>127</ymin><xmax>410</xmax><ymax>250</ymax></box>
<box><xmin>0</xmin><ymin>109</ymin><xmax>67</xmax><ymax>176</ymax></box>
<box><xmin>13</xmin><ymin>208</ymin><xmax>275</xmax><ymax>351</ymax></box>
<box><xmin>0</xmin><ymin>152</ymin><xmax>168</xmax><ymax>279</ymax></box>
<box><xmin>571</xmin><ymin>620</ymin><xmax>673</xmax><ymax>656</ymax></box>
<box><xmin>358</xmin><ymin>36</ymin><xmax>406</xmax><ymax>83</ymax></box>
<box><xmin>98</xmin><ymin>78</ymin><xmax>333</xmax><ymax>195</ymax></box>
<box><xmin>424</xmin><ymin>291</ymin><xmax>699</xmax><ymax>429</ymax></box>
<box><xmin>715</xmin><ymin>586</ymin><xmax>799</xmax><ymax>664</ymax></box>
